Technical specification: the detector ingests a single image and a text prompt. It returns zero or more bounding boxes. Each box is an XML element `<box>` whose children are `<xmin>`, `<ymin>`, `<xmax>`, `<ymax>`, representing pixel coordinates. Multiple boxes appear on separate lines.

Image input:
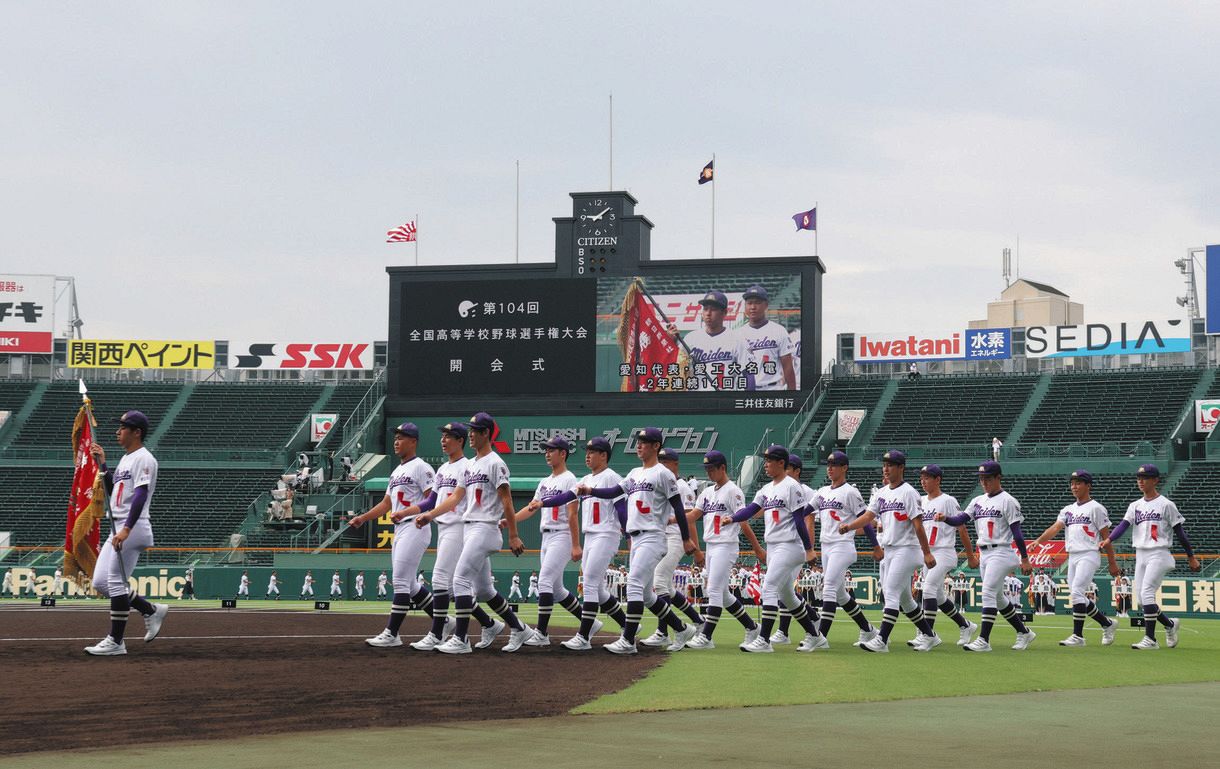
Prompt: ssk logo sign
<box><xmin>231</xmin><ymin>342</ymin><xmax>374</xmax><ymax>370</ymax></box>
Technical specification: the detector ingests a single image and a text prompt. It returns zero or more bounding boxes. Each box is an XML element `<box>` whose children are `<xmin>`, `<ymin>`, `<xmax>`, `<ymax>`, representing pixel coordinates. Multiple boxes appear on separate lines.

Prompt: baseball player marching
<box><xmin>301</xmin><ymin>571</ymin><xmax>314</xmax><ymax>598</ymax></box>
<box><xmin>238</xmin><ymin>571</ymin><xmax>250</xmax><ymax>598</ymax></box>
<box><xmin>1029</xmin><ymin>470</ymin><xmax>1119</xmax><ymax>647</ymax></box>
<box><xmin>538</xmin><ymin>436</ymin><xmax>626</xmax><ymax>650</ymax></box>
<box><xmin>84</xmin><ymin>410</ymin><xmax>168</xmax><ymax>656</ymax></box>
<box><xmin>682</xmin><ymin>450</ymin><xmax>764</xmax><ymax>649</ymax></box>
<box><xmin>1099</xmin><ymin>464</ymin><xmax>1201</xmax><ymax>649</ymax></box>
<box><xmin>415</xmin><ymin>412</ymin><xmax>532</xmax><ymax>654</ymax></box>
<box><xmin>351</xmin><ymin>422</ymin><xmax>442</xmax><ymax>648</ymax></box>
<box><xmin>355</xmin><ymin>571</ymin><xmax>365</xmax><ymax>600</ymax></box>
<box><xmin>267</xmin><ymin>571</ymin><xmax>280</xmax><ymax>600</ymax></box>
<box><xmin>573</xmin><ymin>427</ymin><xmax>698</xmax><ymax>654</ymax></box>
<box><xmin>936</xmin><ymin>461</ymin><xmax>1036</xmax><ymax>652</ymax></box>
<box><xmin>916</xmin><ymin>464</ymin><xmax>979</xmax><ymax>646</ymax></box>
<box><xmin>639</xmin><ymin>448</ymin><xmax>704</xmax><ymax>649</ymax></box>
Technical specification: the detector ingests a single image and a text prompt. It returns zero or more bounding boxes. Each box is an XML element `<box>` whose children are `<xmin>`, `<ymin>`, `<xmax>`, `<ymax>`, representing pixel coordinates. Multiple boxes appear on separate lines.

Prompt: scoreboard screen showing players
<box><xmin>398</xmin><ymin>278</ymin><xmax>597</xmax><ymax>395</ymax></box>
<box><xmin>597</xmin><ymin>270</ymin><xmax>803</xmax><ymax>394</ymax></box>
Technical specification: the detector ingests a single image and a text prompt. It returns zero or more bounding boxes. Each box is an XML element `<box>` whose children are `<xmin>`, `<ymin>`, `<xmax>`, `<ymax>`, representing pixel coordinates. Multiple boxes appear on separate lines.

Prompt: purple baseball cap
<box><xmin>394</xmin><ymin>422</ymin><xmax>420</xmax><ymax>439</ymax></box>
<box><xmin>742</xmin><ymin>284</ymin><xmax>769</xmax><ymax>302</ymax></box>
<box><xmin>1135</xmin><ymin>464</ymin><xmax>1161</xmax><ymax>478</ymax></box>
<box><xmin>762</xmin><ymin>444</ymin><xmax>790</xmax><ymax>463</ymax></box>
<box><xmin>586</xmin><ymin>436</ymin><xmax>612</xmax><ymax>454</ymax></box>
<box><xmin>977</xmin><ymin>460</ymin><xmax>1002</xmax><ymax>477</ymax></box>
<box><xmin>117</xmin><ymin>410</ymin><xmax>149</xmax><ymax>432</ymax></box>
<box><xmin>881</xmin><ymin>449</ymin><xmax>906</xmax><ymax>465</ymax></box>
<box><xmin>787</xmin><ymin>453</ymin><xmax>803</xmax><ymax>470</ymax></box>
<box><xmin>541</xmin><ymin>435</ymin><xmax>573</xmax><ymax>452</ymax></box>
<box><xmin>658</xmin><ymin>447</ymin><xmax>681</xmax><ymax>463</ymax></box>
<box><xmin>1070</xmin><ymin>469</ymin><xmax>1093</xmax><ymax>484</ymax></box>
<box><xmin>699</xmin><ymin>290</ymin><xmax>728</xmax><ymax>310</ymax></box>
<box><xmin>702</xmin><ymin>450</ymin><xmax>728</xmax><ymax>467</ymax></box>
<box><xmin>920</xmin><ymin>464</ymin><xmax>943</xmax><ymax>477</ymax></box>
<box><xmin>635</xmin><ymin>426</ymin><xmax>664</xmax><ymax>444</ymax></box>
<box><xmin>826</xmin><ymin>450</ymin><xmax>849</xmax><ymax>466</ymax></box>
<box><xmin>437</xmin><ymin>421</ymin><xmax>468</xmax><ymax>438</ymax></box>
<box><xmin>465</xmin><ymin>412</ymin><xmax>496</xmax><ymax>432</ymax></box>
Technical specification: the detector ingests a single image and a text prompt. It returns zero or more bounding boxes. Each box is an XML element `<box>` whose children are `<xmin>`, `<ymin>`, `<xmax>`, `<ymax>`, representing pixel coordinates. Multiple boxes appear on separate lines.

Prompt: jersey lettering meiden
<box><xmin>697</xmin><ymin>480</ymin><xmax>746</xmax><ymax>544</ymax></box>
<box><xmin>109</xmin><ymin>447</ymin><xmax>158</xmax><ymax>526</ymax></box>
<box><xmin>533</xmin><ymin>470</ymin><xmax>577</xmax><ymax>532</ymax></box>
<box><xmin>812</xmin><ymin>483</ymin><xmax>866</xmax><ymax>547</ymax></box>
<box><xmin>869</xmin><ymin>482</ymin><xmax>923</xmax><ymax>548</ymax></box>
<box><xmin>753</xmin><ymin>475</ymin><xmax>806</xmax><ymax>545</ymax></box>
<box><xmin>388</xmin><ymin>457</ymin><xmax>435</xmax><ymax>530</ymax></box>
<box><xmin>432</xmin><ymin>456</ymin><xmax>470</xmax><ymax>526</ymax></box>
<box><xmin>622</xmin><ymin>464</ymin><xmax>678</xmax><ymax>534</ymax></box>
<box><xmin>462</xmin><ymin>451</ymin><xmax>510</xmax><ymax>523</ymax></box>
<box><xmin>1057</xmin><ymin>499</ymin><xmax>1112</xmax><ymax>553</ymax></box>
<box><xmin>1122</xmin><ymin>495</ymin><xmax>1183</xmax><ymax>551</ymax></box>
<box><xmin>578</xmin><ymin>468</ymin><xmax>625</xmax><ymax>535</ymax></box>
<box><xmin>920</xmin><ymin>493</ymin><xmax>962</xmax><ymax>551</ymax></box>
<box><xmin>964</xmin><ymin>490</ymin><xmax>1023</xmax><ymax>546</ymax></box>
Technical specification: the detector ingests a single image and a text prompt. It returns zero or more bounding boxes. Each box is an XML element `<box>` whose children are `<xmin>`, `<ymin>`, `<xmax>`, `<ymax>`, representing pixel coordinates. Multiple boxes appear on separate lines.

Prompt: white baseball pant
<box><xmin>977</xmin><ymin>547</ymin><xmax>1020</xmax><ymax>609</ymax></box>
<box><xmin>703</xmin><ymin>542</ymin><xmax>738</xmax><ymax>608</ymax></box>
<box><xmin>267</xmin><ymin>583</ymin><xmax>279</xmax><ymax>596</ymax></box>
<box><xmin>581</xmin><ymin>532</ymin><xmax>621</xmax><ymax>603</ymax></box>
<box><xmin>538</xmin><ymin>529</ymin><xmax>573</xmax><ymax>598</ymax></box>
<box><xmin>820</xmin><ymin>544</ymin><xmax>857</xmax><ymax>604</ymax></box>
<box><xmin>453</xmin><ymin>521</ymin><xmax>501</xmax><ymax>601</ymax></box>
<box><xmin>1133</xmin><ymin>548</ymin><xmax>1175</xmax><ymax>606</ymax></box>
<box><xmin>391</xmin><ymin>521</ymin><xmax>432</xmax><ymax>594</ymax></box>
<box><xmin>238</xmin><ymin>584</ymin><xmax>249</xmax><ymax>596</ymax></box>
<box><xmin>1065</xmin><ymin>551</ymin><xmax>1101</xmax><ymax>604</ymax></box>
<box><xmin>761</xmin><ymin>541</ymin><xmax>805</xmax><ymax>609</ymax></box>
<box><xmin>626</xmin><ymin>531</ymin><xmax>668</xmax><ymax>604</ymax></box>
<box><xmin>923</xmin><ymin>549</ymin><xmax>959</xmax><ymax>603</ymax></box>
<box><xmin>92</xmin><ymin>521</ymin><xmax>153</xmax><ymax>598</ymax></box>
<box><xmin>430</xmin><ymin>523</ymin><xmax>464</xmax><ymax>592</ymax></box>
<box><xmin>879</xmin><ymin>545</ymin><xmax>922</xmax><ymax>612</ymax></box>
<box><xmin>652</xmin><ymin>530</ymin><xmax>683</xmax><ymax>595</ymax></box>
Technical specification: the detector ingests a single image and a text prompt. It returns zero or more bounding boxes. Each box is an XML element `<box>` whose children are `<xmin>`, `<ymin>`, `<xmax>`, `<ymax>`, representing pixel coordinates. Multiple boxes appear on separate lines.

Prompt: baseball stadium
<box><xmin>1</xmin><ymin>187</ymin><xmax>1217</xmax><ymax>768</ymax></box>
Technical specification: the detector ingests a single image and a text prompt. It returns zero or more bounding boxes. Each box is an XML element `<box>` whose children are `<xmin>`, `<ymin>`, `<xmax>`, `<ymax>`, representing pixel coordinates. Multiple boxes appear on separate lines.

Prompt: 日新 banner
<box><xmin>69</xmin><ymin>339</ymin><xmax>216</xmax><ymax>369</ymax></box>
<box><xmin>0</xmin><ymin>274</ymin><xmax>55</xmax><ymax>354</ymax></box>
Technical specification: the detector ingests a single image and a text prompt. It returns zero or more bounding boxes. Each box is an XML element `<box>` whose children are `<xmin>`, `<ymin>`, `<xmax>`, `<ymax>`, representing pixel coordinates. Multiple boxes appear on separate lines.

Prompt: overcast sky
<box><xmin>4</xmin><ymin>3</ymin><xmax>1218</xmax><ymax>359</ymax></box>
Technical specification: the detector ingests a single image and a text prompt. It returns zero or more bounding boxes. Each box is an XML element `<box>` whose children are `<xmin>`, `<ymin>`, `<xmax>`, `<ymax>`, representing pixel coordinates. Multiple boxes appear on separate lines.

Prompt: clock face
<box><xmin>575</xmin><ymin>198</ymin><xmax>618</xmax><ymax>238</ymax></box>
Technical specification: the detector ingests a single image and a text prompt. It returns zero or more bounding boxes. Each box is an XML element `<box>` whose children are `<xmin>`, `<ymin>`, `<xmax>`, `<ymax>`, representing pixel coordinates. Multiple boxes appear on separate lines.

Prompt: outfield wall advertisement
<box><xmin>0</xmin><ymin>274</ymin><xmax>55</xmax><ymax>354</ymax></box>
<box><xmin>854</xmin><ymin>328</ymin><xmax>1011</xmax><ymax>363</ymax></box>
<box><xmin>1023</xmin><ymin>319</ymin><xmax>1190</xmax><ymax>358</ymax></box>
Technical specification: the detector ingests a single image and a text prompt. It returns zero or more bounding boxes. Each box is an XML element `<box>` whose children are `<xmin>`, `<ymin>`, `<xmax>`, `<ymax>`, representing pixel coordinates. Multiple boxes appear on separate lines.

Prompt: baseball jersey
<box><xmin>332</xmin><ymin>573</ymin><xmax>340</xmax><ymax>585</ymax></box>
<box><xmin>528</xmin><ymin>574</ymin><xmax>537</xmax><ymax>588</ymax></box>
<box><xmin>304</xmin><ymin>575</ymin><xmax>314</xmax><ymax>586</ymax></box>
<box><xmin>920</xmin><ymin>493</ymin><xmax>962</xmax><ymax>551</ymax></box>
<box><xmin>963</xmin><ymin>490</ymin><xmax>1023</xmax><ymax>547</ymax></box>
<box><xmin>533</xmin><ymin>470</ymin><xmax>578</xmax><ymax>532</ymax></box>
<box><xmin>355</xmin><ymin>574</ymin><xmax>364</xmax><ymax>587</ymax></box>
<box><xmin>868</xmin><ymin>482</ymin><xmax>923</xmax><ymax>548</ymax></box>
<box><xmin>512</xmin><ymin>574</ymin><xmax>520</xmax><ymax>587</ymax></box>
<box><xmin>665</xmin><ymin>476</ymin><xmax>697</xmax><ymax>533</ymax></box>
<box><xmin>1122</xmin><ymin>495</ymin><xmax>1184</xmax><ymax>550</ymax></box>
<box><xmin>378</xmin><ymin>574</ymin><xmax>387</xmax><ymax>587</ymax></box>
<box><xmin>240</xmin><ymin>574</ymin><xmax>249</xmax><ymax>587</ymax></box>
<box><xmin>696</xmin><ymin>480</ymin><xmax>746</xmax><ymax>545</ymax></box>
<box><xmin>622</xmin><ymin>463</ymin><xmax>679</xmax><ymax>534</ymax></box>
<box><xmin>1057</xmin><ymin>499</ymin><xmax>1112</xmax><ymax>553</ymax></box>
<box><xmin>578</xmin><ymin>467</ymin><xmax>625</xmax><ymax>535</ymax></box>
<box><xmin>683</xmin><ymin>326</ymin><xmax>753</xmax><ymax>391</ymax></box>
<box><xmin>462</xmin><ymin>451</ymin><xmax>511</xmax><ymax>523</ymax></box>
<box><xmin>109</xmin><ymin>446</ymin><xmax>158</xmax><ymax>527</ymax></box>
<box><xmin>388</xmin><ymin>457</ymin><xmax>435</xmax><ymax>530</ymax></box>
<box><xmin>268</xmin><ymin>575</ymin><xmax>278</xmax><ymax>587</ymax></box>
<box><xmin>753</xmin><ymin>475</ymin><xmax>806</xmax><ymax>545</ymax></box>
<box><xmin>737</xmin><ymin>320</ymin><xmax>794</xmax><ymax>390</ymax></box>
<box><xmin>811</xmin><ymin>482</ymin><xmax>866</xmax><ymax>547</ymax></box>
<box><xmin>432</xmin><ymin>456</ymin><xmax>470</xmax><ymax>526</ymax></box>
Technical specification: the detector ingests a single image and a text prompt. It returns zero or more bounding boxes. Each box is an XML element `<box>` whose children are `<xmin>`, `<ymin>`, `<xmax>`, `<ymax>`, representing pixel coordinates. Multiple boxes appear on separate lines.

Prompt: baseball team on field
<box><xmin>82</xmin><ymin>409</ymin><xmax>1201</xmax><ymax>656</ymax></box>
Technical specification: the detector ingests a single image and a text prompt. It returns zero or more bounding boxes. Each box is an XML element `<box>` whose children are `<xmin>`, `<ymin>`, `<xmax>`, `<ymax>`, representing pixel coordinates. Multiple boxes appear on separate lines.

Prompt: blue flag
<box><xmin>792</xmin><ymin>207</ymin><xmax>816</xmax><ymax>231</ymax></box>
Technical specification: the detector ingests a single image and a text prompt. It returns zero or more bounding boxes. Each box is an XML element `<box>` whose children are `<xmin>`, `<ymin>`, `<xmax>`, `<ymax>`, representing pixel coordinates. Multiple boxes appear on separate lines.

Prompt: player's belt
<box><xmin>627</xmin><ymin>529</ymin><xmax>643</xmax><ymax>537</ymax></box>
<box><xmin>978</xmin><ymin>543</ymin><xmax>1007</xmax><ymax>551</ymax></box>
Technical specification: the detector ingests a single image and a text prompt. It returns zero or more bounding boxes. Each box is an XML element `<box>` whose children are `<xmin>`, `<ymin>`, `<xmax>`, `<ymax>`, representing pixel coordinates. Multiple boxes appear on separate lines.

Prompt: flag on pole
<box><xmin>792</xmin><ymin>207</ymin><xmax>817</xmax><ymax>231</ymax></box>
<box><xmin>616</xmin><ymin>279</ymin><xmax>681</xmax><ymax>392</ymax></box>
<box><xmin>65</xmin><ymin>404</ymin><xmax>104</xmax><ymax>579</ymax></box>
<box><xmin>698</xmin><ymin>159</ymin><xmax>714</xmax><ymax>184</ymax></box>
<box><xmin>386</xmin><ymin>220</ymin><xmax>417</xmax><ymax>242</ymax></box>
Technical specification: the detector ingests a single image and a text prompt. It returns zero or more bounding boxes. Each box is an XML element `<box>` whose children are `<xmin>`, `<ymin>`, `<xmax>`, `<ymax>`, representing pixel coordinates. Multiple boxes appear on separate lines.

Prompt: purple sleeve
<box><xmin>731</xmin><ymin>502</ymin><xmax>762</xmax><ymax>523</ymax></box>
<box><xmin>792</xmin><ymin>506</ymin><xmax>812</xmax><ymax>550</ymax></box>
<box><xmin>1108</xmin><ymin>519</ymin><xmax>1130</xmax><ymax>542</ymax></box>
<box><xmin>1173</xmin><ymin>524</ymin><xmax>1194</xmax><ymax>558</ymax></box>
<box><xmin>670</xmin><ymin>495</ymin><xmax>691</xmax><ymax>540</ymax></box>
<box><xmin>417</xmin><ymin>490</ymin><xmax>438</xmax><ymax>513</ymax></box>
<box><xmin>614</xmin><ymin>499</ymin><xmax>628</xmax><ymax>531</ymax></box>
<box><xmin>588</xmin><ymin>484</ymin><xmax>624</xmax><ymax>500</ymax></box>
<box><xmin>124</xmin><ymin>486</ymin><xmax>149</xmax><ymax>529</ymax></box>
<box><xmin>943</xmin><ymin>513</ymin><xmax>971</xmax><ymax>526</ymax></box>
<box><xmin>1010</xmin><ymin>522</ymin><xmax>1028</xmax><ymax>558</ymax></box>
<box><xmin>862</xmin><ymin>524</ymin><xmax>879</xmax><ymax>547</ymax></box>
<box><xmin>541</xmin><ymin>490</ymin><xmax>577</xmax><ymax>507</ymax></box>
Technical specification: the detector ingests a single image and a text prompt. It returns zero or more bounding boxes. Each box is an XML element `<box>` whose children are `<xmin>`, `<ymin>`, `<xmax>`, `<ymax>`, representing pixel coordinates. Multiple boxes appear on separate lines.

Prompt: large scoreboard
<box><xmin>387</xmin><ymin>191</ymin><xmax>824</xmax><ymax>417</ymax></box>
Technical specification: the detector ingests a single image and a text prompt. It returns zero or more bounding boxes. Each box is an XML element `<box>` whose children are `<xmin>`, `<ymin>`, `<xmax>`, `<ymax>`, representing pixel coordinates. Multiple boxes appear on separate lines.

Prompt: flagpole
<box><xmin>711</xmin><ymin>152</ymin><xmax>716</xmax><ymax>259</ymax></box>
<box><xmin>515</xmin><ymin>160</ymin><xmax>520</xmax><ymax>264</ymax></box>
<box><xmin>609</xmin><ymin>92</ymin><xmax>613</xmax><ymax>190</ymax></box>
<box><xmin>414</xmin><ymin>213</ymin><xmax>419</xmax><ymax>265</ymax></box>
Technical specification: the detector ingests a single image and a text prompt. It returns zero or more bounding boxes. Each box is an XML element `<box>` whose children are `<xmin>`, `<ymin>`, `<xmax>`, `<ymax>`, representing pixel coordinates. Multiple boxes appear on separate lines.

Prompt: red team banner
<box><xmin>65</xmin><ymin>405</ymin><xmax>104</xmax><ymax>578</ymax></box>
<box><xmin>617</xmin><ymin>279</ymin><xmax>680</xmax><ymax>392</ymax></box>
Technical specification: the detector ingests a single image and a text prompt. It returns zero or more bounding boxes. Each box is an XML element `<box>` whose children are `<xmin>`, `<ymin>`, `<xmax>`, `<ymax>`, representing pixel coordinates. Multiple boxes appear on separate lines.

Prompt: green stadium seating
<box><xmin>1164</xmin><ymin>462</ymin><xmax>1220</xmax><ymax>554</ymax></box>
<box><xmin>159</xmin><ymin>383</ymin><xmax>324</xmax><ymax>449</ymax></box>
<box><xmin>8</xmin><ymin>382</ymin><xmax>181</xmax><ymax>449</ymax></box>
<box><xmin>870</xmin><ymin>375</ymin><xmax>1039</xmax><ymax>448</ymax></box>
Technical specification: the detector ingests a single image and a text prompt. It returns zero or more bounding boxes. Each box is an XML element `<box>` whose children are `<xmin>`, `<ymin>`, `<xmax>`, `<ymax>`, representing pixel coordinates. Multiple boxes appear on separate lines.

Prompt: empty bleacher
<box><xmin>1020</xmin><ymin>369</ymin><xmax>1201</xmax><ymax>451</ymax></box>
<box><xmin>8</xmin><ymin>381</ymin><xmax>181</xmax><ymax>449</ymax></box>
<box><xmin>159</xmin><ymin>383</ymin><xmax>324</xmax><ymax>449</ymax></box>
<box><xmin>869</xmin><ymin>375</ymin><xmax>1039</xmax><ymax>448</ymax></box>
<box><xmin>0</xmin><ymin>380</ymin><xmax>36</xmax><ymax>413</ymax></box>
<box><xmin>1164</xmin><ymin>463</ymin><xmax>1220</xmax><ymax>554</ymax></box>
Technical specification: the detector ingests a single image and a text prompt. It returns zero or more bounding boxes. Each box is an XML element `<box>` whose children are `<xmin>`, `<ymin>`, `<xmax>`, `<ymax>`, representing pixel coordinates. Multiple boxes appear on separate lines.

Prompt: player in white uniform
<box><xmin>1113</xmin><ymin>573</ymin><xmax>1130</xmax><ymax>617</ymax></box>
<box><xmin>1099</xmin><ymin>464</ymin><xmax>1201</xmax><ymax>649</ymax></box>
<box><xmin>420</xmin><ymin>412</ymin><xmax>531</xmax><ymax>654</ymax></box>
<box><xmin>355</xmin><ymin>571</ymin><xmax>365</xmax><ymax>600</ymax></box>
<box><xmin>301</xmin><ymin>571</ymin><xmax>314</xmax><ymax>598</ymax></box>
<box><xmin>682</xmin><ymin>450</ymin><xmax>764</xmax><ymax>649</ymax></box>
<box><xmin>513</xmin><ymin>436</ymin><xmax>583</xmax><ymax>646</ymax></box>
<box><xmin>237</xmin><ymin>571</ymin><xmax>250</xmax><ymax>597</ymax></box>
<box><xmin>1030</xmin><ymin>470</ymin><xmax>1119</xmax><ymax>647</ymax></box>
<box><xmin>1003</xmin><ymin>575</ymin><xmax>1022</xmax><ymax>610</ymax></box>
<box><xmin>509</xmin><ymin>573</ymin><xmax>523</xmax><ymax>601</ymax></box>
<box><xmin>53</xmin><ymin>567</ymin><xmax>63</xmax><ymax>597</ymax></box>
<box><xmin>725</xmin><ymin>446</ymin><xmax>824</xmax><ymax>653</ymax></box>
<box><xmin>640</xmin><ymin>448</ymin><xmax>704</xmax><ymax>648</ymax></box>
<box><xmin>377</xmin><ymin>570</ymin><xmax>388</xmax><ymax>598</ymax></box>
<box><xmin>936</xmin><ymin>461</ymin><xmax>1036</xmax><ymax>652</ymax></box>
<box><xmin>736</xmin><ymin>284</ymin><xmax>796</xmax><ymax>390</ymax></box>
<box><xmin>808</xmin><ymin>451</ymin><xmax>878</xmax><ymax>646</ymax></box>
<box><xmin>84</xmin><ymin>410</ymin><xmax>168</xmax><ymax>656</ymax></box>
<box><xmin>846</xmin><ymin>451</ymin><xmax>938</xmax><ymax>653</ymax></box>
<box><xmin>576</xmin><ymin>427</ymin><xmax>698</xmax><ymax>654</ymax></box>
<box><xmin>403</xmin><ymin>422</ymin><xmax>492</xmax><ymax>649</ymax></box>
<box><xmin>773</xmin><ymin>454</ymin><xmax>820</xmax><ymax>643</ymax></box>
<box><xmin>528</xmin><ymin>572</ymin><xmax>540</xmax><ymax>600</ymax></box>
<box><xmin>669</xmin><ymin>290</ymin><xmax>755</xmax><ymax>391</ymax></box>
<box><xmin>540</xmin><ymin>436</ymin><xmax>625</xmax><ymax>650</ymax></box>
<box><xmin>352</xmin><ymin>422</ymin><xmax>442</xmax><ymax>647</ymax></box>
<box><xmin>267</xmin><ymin>571</ymin><xmax>280</xmax><ymax>600</ymax></box>
<box><xmin>916</xmin><ymin>464</ymin><xmax>978</xmax><ymax>646</ymax></box>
